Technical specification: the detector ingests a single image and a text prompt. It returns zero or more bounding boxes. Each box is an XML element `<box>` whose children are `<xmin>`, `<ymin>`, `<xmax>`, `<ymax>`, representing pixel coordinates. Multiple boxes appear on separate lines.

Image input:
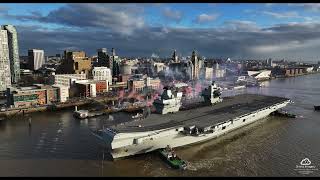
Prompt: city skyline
<box><xmin>1</xmin><ymin>3</ymin><xmax>320</xmax><ymax>61</ymax></box>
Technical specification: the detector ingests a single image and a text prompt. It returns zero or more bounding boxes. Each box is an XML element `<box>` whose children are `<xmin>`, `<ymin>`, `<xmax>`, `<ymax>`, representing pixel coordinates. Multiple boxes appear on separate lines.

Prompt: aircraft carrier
<box><xmin>92</xmin><ymin>82</ymin><xmax>292</xmax><ymax>159</ymax></box>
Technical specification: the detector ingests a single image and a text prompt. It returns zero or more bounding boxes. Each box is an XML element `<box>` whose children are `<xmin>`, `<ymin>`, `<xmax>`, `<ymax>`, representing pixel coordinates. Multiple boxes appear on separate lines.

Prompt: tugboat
<box><xmin>158</xmin><ymin>145</ymin><xmax>187</xmax><ymax>170</ymax></box>
<box><xmin>73</xmin><ymin>106</ymin><xmax>89</xmax><ymax>119</ymax></box>
<box><xmin>73</xmin><ymin>110</ymin><xmax>89</xmax><ymax>119</ymax></box>
<box><xmin>314</xmin><ymin>106</ymin><xmax>320</xmax><ymax>111</ymax></box>
<box><xmin>131</xmin><ymin>112</ymin><xmax>143</xmax><ymax>120</ymax></box>
<box><xmin>271</xmin><ymin>110</ymin><xmax>296</xmax><ymax>118</ymax></box>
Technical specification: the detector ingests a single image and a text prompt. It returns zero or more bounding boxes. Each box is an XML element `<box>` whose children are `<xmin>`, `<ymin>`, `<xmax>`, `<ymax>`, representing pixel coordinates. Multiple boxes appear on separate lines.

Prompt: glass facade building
<box><xmin>1</xmin><ymin>25</ymin><xmax>20</xmax><ymax>84</ymax></box>
<box><xmin>0</xmin><ymin>29</ymin><xmax>11</xmax><ymax>91</ymax></box>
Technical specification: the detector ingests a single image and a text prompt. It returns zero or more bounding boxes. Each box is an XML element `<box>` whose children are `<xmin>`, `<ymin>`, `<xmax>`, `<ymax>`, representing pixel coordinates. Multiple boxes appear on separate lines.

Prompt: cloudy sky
<box><xmin>1</xmin><ymin>3</ymin><xmax>320</xmax><ymax>61</ymax></box>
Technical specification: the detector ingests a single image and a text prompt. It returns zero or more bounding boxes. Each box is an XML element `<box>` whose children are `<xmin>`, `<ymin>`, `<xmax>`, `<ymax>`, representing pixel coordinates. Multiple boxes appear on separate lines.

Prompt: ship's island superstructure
<box><xmin>153</xmin><ymin>87</ymin><xmax>183</xmax><ymax>114</ymax></box>
<box><xmin>92</xmin><ymin>82</ymin><xmax>291</xmax><ymax>159</ymax></box>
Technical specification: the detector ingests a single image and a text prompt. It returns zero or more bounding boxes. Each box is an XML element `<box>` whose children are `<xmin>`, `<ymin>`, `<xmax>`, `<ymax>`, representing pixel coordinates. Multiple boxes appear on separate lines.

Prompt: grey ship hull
<box><xmin>95</xmin><ymin>94</ymin><xmax>291</xmax><ymax>159</ymax></box>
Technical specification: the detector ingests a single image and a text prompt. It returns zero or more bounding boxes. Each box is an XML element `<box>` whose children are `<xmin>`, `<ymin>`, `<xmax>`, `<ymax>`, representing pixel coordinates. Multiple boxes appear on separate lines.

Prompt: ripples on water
<box><xmin>0</xmin><ymin>74</ymin><xmax>320</xmax><ymax>176</ymax></box>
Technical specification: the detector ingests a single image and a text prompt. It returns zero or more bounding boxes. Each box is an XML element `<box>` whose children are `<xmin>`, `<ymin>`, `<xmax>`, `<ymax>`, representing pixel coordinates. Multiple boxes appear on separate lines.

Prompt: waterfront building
<box><xmin>212</xmin><ymin>63</ymin><xmax>226</xmax><ymax>79</ymax></box>
<box><xmin>191</xmin><ymin>50</ymin><xmax>201</xmax><ymax>80</ymax></box>
<box><xmin>283</xmin><ymin>67</ymin><xmax>309</xmax><ymax>77</ymax></box>
<box><xmin>128</xmin><ymin>77</ymin><xmax>161</xmax><ymax>92</ymax></box>
<box><xmin>128</xmin><ymin>79</ymin><xmax>145</xmax><ymax>92</ymax></box>
<box><xmin>171</xmin><ymin>50</ymin><xmax>179</xmax><ymax>63</ymax></box>
<box><xmin>205</xmin><ymin>67</ymin><xmax>213</xmax><ymax>80</ymax></box>
<box><xmin>6</xmin><ymin>85</ymin><xmax>59</xmax><ymax>108</ymax></box>
<box><xmin>168</xmin><ymin>60</ymin><xmax>193</xmax><ymax>81</ymax></box>
<box><xmin>54</xmin><ymin>73</ymin><xmax>87</xmax><ymax>87</ymax></box>
<box><xmin>1</xmin><ymin>25</ymin><xmax>20</xmax><ymax>83</ymax></box>
<box><xmin>52</xmin><ymin>84</ymin><xmax>69</xmax><ymax>103</ymax></box>
<box><xmin>74</xmin><ymin>80</ymin><xmax>97</xmax><ymax>98</ymax></box>
<box><xmin>34</xmin><ymin>84</ymin><xmax>59</xmax><ymax>104</ymax></box>
<box><xmin>0</xmin><ymin>29</ymin><xmax>11</xmax><ymax>91</ymax></box>
<box><xmin>59</xmin><ymin>50</ymin><xmax>92</xmax><ymax>77</ymax></box>
<box><xmin>153</xmin><ymin>62</ymin><xmax>166</xmax><ymax>73</ymax></box>
<box><xmin>92</xmin><ymin>67</ymin><xmax>112</xmax><ymax>84</ymax></box>
<box><xmin>145</xmin><ymin>77</ymin><xmax>161</xmax><ymax>91</ymax></box>
<box><xmin>28</xmin><ymin>49</ymin><xmax>45</xmax><ymax>70</ymax></box>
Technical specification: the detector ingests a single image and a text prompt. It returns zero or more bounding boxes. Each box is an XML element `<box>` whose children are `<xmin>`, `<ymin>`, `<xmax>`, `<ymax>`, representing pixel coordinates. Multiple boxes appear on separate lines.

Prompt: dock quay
<box><xmin>0</xmin><ymin>100</ymin><xmax>91</xmax><ymax>118</ymax></box>
<box><xmin>0</xmin><ymin>95</ymin><xmax>146</xmax><ymax>119</ymax></box>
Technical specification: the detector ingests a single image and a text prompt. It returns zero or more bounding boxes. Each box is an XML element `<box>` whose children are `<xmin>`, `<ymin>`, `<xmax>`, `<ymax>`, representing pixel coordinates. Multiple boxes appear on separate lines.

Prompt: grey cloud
<box><xmin>290</xmin><ymin>3</ymin><xmax>320</xmax><ymax>12</ymax></box>
<box><xmin>223</xmin><ymin>20</ymin><xmax>260</xmax><ymax>32</ymax></box>
<box><xmin>194</xmin><ymin>13</ymin><xmax>219</xmax><ymax>24</ymax></box>
<box><xmin>262</xmin><ymin>11</ymin><xmax>300</xmax><ymax>19</ymax></box>
<box><xmin>7</xmin><ymin>4</ymin><xmax>145</xmax><ymax>35</ymax></box>
<box><xmin>0</xmin><ymin>6</ymin><xmax>9</xmax><ymax>12</ymax></box>
<box><xmin>15</xmin><ymin>22</ymin><xmax>320</xmax><ymax>61</ymax></box>
<box><xmin>162</xmin><ymin>7</ymin><xmax>183</xmax><ymax>23</ymax></box>
<box><xmin>6</xmin><ymin>4</ymin><xmax>320</xmax><ymax>61</ymax></box>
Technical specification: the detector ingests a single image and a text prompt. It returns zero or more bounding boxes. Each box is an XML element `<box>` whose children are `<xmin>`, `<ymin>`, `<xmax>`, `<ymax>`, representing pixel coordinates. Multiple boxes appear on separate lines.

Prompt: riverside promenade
<box><xmin>0</xmin><ymin>96</ymin><xmax>120</xmax><ymax>118</ymax></box>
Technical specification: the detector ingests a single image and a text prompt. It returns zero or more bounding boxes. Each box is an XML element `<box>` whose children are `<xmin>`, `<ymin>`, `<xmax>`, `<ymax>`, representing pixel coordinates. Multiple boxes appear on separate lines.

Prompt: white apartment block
<box><xmin>0</xmin><ymin>30</ymin><xmax>11</xmax><ymax>91</ymax></box>
<box><xmin>54</xmin><ymin>73</ymin><xmax>87</xmax><ymax>87</ymax></box>
<box><xmin>92</xmin><ymin>67</ymin><xmax>112</xmax><ymax>84</ymax></box>
<box><xmin>28</xmin><ymin>49</ymin><xmax>45</xmax><ymax>70</ymax></box>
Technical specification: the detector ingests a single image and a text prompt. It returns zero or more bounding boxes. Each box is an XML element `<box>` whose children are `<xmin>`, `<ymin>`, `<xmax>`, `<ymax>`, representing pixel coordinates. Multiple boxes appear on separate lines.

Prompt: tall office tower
<box><xmin>0</xmin><ymin>30</ymin><xmax>11</xmax><ymax>91</ymax></box>
<box><xmin>111</xmin><ymin>48</ymin><xmax>116</xmax><ymax>56</ymax></box>
<box><xmin>110</xmin><ymin>48</ymin><xmax>120</xmax><ymax>77</ymax></box>
<box><xmin>267</xmin><ymin>58</ymin><xmax>273</xmax><ymax>67</ymax></box>
<box><xmin>28</xmin><ymin>49</ymin><xmax>45</xmax><ymax>70</ymax></box>
<box><xmin>1</xmin><ymin>25</ymin><xmax>20</xmax><ymax>83</ymax></box>
<box><xmin>172</xmin><ymin>49</ymin><xmax>178</xmax><ymax>63</ymax></box>
<box><xmin>191</xmin><ymin>50</ymin><xmax>199</xmax><ymax>80</ymax></box>
<box><xmin>97</xmin><ymin>48</ymin><xmax>109</xmax><ymax>66</ymax></box>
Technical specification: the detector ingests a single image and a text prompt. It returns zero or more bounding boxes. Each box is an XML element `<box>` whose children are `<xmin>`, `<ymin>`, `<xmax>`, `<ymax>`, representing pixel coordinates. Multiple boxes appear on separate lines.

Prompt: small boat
<box><xmin>73</xmin><ymin>110</ymin><xmax>89</xmax><ymax>119</ymax></box>
<box><xmin>111</xmin><ymin>107</ymin><xmax>122</xmax><ymax>112</ymax></box>
<box><xmin>314</xmin><ymin>106</ymin><xmax>320</xmax><ymax>111</ymax></box>
<box><xmin>158</xmin><ymin>145</ymin><xmax>187</xmax><ymax>170</ymax></box>
<box><xmin>233</xmin><ymin>85</ymin><xmax>246</xmax><ymax>90</ymax></box>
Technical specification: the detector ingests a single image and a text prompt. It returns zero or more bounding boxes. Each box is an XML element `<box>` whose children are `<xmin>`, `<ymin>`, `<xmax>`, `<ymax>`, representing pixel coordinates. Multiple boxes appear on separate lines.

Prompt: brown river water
<box><xmin>0</xmin><ymin>73</ymin><xmax>320</xmax><ymax>176</ymax></box>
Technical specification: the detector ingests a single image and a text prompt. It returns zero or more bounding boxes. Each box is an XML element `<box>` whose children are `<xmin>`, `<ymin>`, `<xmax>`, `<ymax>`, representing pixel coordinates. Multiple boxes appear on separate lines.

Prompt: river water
<box><xmin>0</xmin><ymin>73</ymin><xmax>320</xmax><ymax>176</ymax></box>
